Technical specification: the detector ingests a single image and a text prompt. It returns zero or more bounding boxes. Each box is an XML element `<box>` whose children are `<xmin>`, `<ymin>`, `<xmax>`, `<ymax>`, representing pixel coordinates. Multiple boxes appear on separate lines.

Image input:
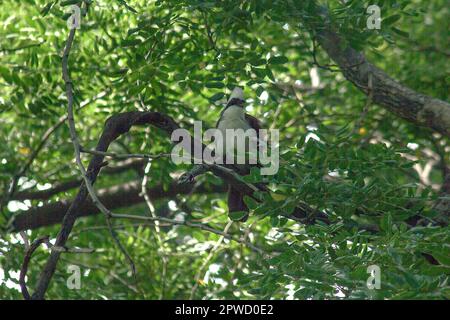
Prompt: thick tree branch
<box><xmin>30</xmin><ymin>111</ymin><xmax>179</xmax><ymax>299</ymax></box>
<box><xmin>286</xmin><ymin>2</ymin><xmax>450</xmax><ymax>137</ymax></box>
<box><xmin>29</xmin><ymin>6</ymin><xmax>182</xmax><ymax>297</ymax></box>
<box><xmin>11</xmin><ymin>158</ymin><xmax>145</xmax><ymax>201</ymax></box>
<box><xmin>1</xmin><ymin>90</ymin><xmax>109</xmax><ymax>211</ymax></box>
<box><xmin>311</xmin><ymin>9</ymin><xmax>450</xmax><ymax>137</ymax></box>
<box><xmin>10</xmin><ymin>180</ymin><xmax>225</xmax><ymax>232</ymax></box>
<box><xmin>63</xmin><ymin>20</ymin><xmax>135</xmax><ymax>274</ymax></box>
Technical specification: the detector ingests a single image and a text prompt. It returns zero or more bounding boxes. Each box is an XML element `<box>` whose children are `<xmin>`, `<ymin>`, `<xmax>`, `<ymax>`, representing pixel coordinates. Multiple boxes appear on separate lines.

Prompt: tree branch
<box><xmin>320</xmin><ymin>24</ymin><xmax>450</xmax><ymax>136</ymax></box>
<box><xmin>30</xmin><ymin>113</ymin><xmax>179</xmax><ymax>300</ymax></box>
<box><xmin>10</xmin><ymin>180</ymin><xmax>225</xmax><ymax>232</ymax></box>
<box><xmin>293</xmin><ymin>2</ymin><xmax>450</xmax><ymax>137</ymax></box>
<box><xmin>19</xmin><ymin>235</ymin><xmax>50</xmax><ymax>300</ymax></box>
<box><xmin>1</xmin><ymin>90</ymin><xmax>109</xmax><ymax>212</ymax></box>
<box><xmin>11</xmin><ymin>158</ymin><xmax>145</xmax><ymax>201</ymax></box>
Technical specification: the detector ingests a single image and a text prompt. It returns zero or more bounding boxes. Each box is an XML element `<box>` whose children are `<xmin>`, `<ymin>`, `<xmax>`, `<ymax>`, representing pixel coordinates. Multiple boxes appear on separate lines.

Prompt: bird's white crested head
<box><xmin>228</xmin><ymin>87</ymin><xmax>244</xmax><ymax>102</ymax></box>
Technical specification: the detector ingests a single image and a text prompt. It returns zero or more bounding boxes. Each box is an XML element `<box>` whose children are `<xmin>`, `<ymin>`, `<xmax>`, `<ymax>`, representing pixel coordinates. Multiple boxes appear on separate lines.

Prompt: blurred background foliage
<box><xmin>0</xmin><ymin>0</ymin><xmax>448</xmax><ymax>299</ymax></box>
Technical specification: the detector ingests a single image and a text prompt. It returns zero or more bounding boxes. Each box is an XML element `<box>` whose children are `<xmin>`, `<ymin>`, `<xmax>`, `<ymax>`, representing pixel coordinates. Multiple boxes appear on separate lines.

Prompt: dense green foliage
<box><xmin>0</xmin><ymin>0</ymin><xmax>448</xmax><ymax>299</ymax></box>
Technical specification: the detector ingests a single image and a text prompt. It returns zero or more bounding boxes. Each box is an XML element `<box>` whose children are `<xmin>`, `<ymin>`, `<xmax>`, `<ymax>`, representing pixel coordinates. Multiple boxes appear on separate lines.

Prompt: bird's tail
<box><xmin>227</xmin><ymin>185</ymin><xmax>249</xmax><ymax>221</ymax></box>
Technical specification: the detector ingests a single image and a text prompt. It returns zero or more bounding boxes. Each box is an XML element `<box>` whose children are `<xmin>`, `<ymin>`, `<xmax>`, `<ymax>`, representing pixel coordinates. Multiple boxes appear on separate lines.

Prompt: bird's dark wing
<box><xmin>245</xmin><ymin>113</ymin><xmax>262</xmax><ymax>140</ymax></box>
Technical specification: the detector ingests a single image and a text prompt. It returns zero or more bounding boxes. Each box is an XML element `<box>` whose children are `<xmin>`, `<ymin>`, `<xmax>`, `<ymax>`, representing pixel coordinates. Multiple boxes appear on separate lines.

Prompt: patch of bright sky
<box><xmin>305</xmin><ymin>125</ymin><xmax>321</xmax><ymax>142</ymax></box>
<box><xmin>37</xmin><ymin>183</ymin><xmax>52</xmax><ymax>190</ymax></box>
<box><xmin>285</xmin><ymin>284</ymin><xmax>295</xmax><ymax>300</ymax></box>
<box><xmin>168</xmin><ymin>200</ymin><xmax>178</xmax><ymax>211</ymax></box>
<box><xmin>8</xmin><ymin>200</ymin><xmax>31</xmax><ymax>212</ymax></box>
<box><xmin>19</xmin><ymin>177</ymin><xmax>34</xmax><ymax>189</ymax></box>
<box><xmin>266</xmin><ymin>228</ymin><xmax>284</xmax><ymax>241</ymax></box>
<box><xmin>334</xmin><ymin>285</ymin><xmax>346</xmax><ymax>298</ymax></box>
<box><xmin>306</xmin><ymin>133</ymin><xmax>321</xmax><ymax>142</ymax></box>
<box><xmin>5</xmin><ymin>178</ymin><xmax>51</xmax><ymax>213</ymax></box>
<box><xmin>259</xmin><ymin>91</ymin><xmax>269</xmax><ymax>104</ymax></box>
<box><xmin>328</xmin><ymin>170</ymin><xmax>340</xmax><ymax>177</ymax></box>
<box><xmin>407</xmin><ymin>142</ymin><xmax>419</xmax><ymax>150</ymax></box>
<box><xmin>309</xmin><ymin>67</ymin><xmax>320</xmax><ymax>88</ymax></box>
<box><xmin>174</xmin><ymin>213</ymin><xmax>185</xmax><ymax>222</ymax></box>
<box><xmin>204</xmin><ymin>263</ymin><xmax>225</xmax><ymax>287</ymax></box>
<box><xmin>0</xmin><ymin>268</ymin><xmax>21</xmax><ymax>291</ymax></box>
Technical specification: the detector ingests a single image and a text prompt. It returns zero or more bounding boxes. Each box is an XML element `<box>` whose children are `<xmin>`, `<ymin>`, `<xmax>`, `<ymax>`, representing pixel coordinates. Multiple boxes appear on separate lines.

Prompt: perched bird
<box><xmin>216</xmin><ymin>87</ymin><xmax>262</xmax><ymax>219</ymax></box>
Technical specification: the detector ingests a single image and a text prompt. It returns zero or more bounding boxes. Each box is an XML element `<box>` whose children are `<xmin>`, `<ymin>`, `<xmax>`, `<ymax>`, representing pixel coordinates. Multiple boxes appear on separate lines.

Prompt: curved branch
<box><xmin>319</xmin><ymin>33</ymin><xmax>449</xmax><ymax>136</ymax></box>
<box><xmin>30</xmin><ymin>112</ymin><xmax>179</xmax><ymax>299</ymax></box>
<box><xmin>19</xmin><ymin>235</ymin><xmax>50</xmax><ymax>300</ymax></box>
<box><xmin>299</xmin><ymin>3</ymin><xmax>450</xmax><ymax>137</ymax></box>
<box><xmin>1</xmin><ymin>91</ymin><xmax>109</xmax><ymax>211</ymax></box>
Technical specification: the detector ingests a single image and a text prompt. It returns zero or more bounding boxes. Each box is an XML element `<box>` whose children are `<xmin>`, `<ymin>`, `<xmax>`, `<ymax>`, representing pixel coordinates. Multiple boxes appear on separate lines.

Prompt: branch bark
<box><xmin>30</xmin><ymin>111</ymin><xmax>179</xmax><ymax>299</ymax></box>
<box><xmin>19</xmin><ymin>235</ymin><xmax>50</xmax><ymax>300</ymax></box>
<box><xmin>29</xmin><ymin>1</ymin><xmax>450</xmax><ymax>299</ymax></box>
<box><xmin>310</xmin><ymin>6</ymin><xmax>450</xmax><ymax>137</ymax></box>
<box><xmin>1</xmin><ymin>91</ymin><xmax>109</xmax><ymax>210</ymax></box>
<box><xmin>10</xmin><ymin>180</ymin><xmax>225</xmax><ymax>232</ymax></box>
<box><xmin>11</xmin><ymin>158</ymin><xmax>145</xmax><ymax>201</ymax></box>
<box><xmin>432</xmin><ymin>140</ymin><xmax>450</xmax><ymax>222</ymax></box>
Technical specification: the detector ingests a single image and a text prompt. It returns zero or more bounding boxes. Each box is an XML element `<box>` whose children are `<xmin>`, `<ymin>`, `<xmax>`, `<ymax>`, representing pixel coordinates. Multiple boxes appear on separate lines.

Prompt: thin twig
<box><xmin>229</xmin><ymin>221</ymin><xmax>257</xmax><ymax>288</ymax></box>
<box><xmin>62</xmin><ymin>15</ymin><xmax>136</xmax><ymax>278</ymax></box>
<box><xmin>202</xmin><ymin>10</ymin><xmax>220</xmax><ymax>56</ymax></box>
<box><xmin>190</xmin><ymin>220</ymin><xmax>233</xmax><ymax>299</ymax></box>
<box><xmin>81</xmin><ymin>148</ymin><xmax>170</xmax><ymax>160</ymax></box>
<box><xmin>60</xmin><ymin>258</ymin><xmax>140</xmax><ymax>294</ymax></box>
<box><xmin>50</xmin><ymin>246</ymin><xmax>95</xmax><ymax>253</ymax></box>
<box><xmin>1</xmin><ymin>89</ymin><xmax>109</xmax><ymax>219</ymax></box>
<box><xmin>1</xmin><ymin>117</ymin><xmax>66</xmax><ymax>219</ymax></box>
<box><xmin>0</xmin><ymin>40</ymin><xmax>45</xmax><ymax>53</ymax></box>
<box><xmin>350</xmin><ymin>72</ymin><xmax>373</xmax><ymax>137</ymax></box>
<box><xmin>19</xmin><ymin>235</ymin><xmax>50</xmax><ymax>300</ymax></box>
<box><xmin>112</xmin><ymin>213</ymin><xmax>264</xmax><ymax>254</ymax></box>
<box><xmin>141</xmin><ymin>160</ymin><xmax>168</xmax><ymax>299</ymax></box>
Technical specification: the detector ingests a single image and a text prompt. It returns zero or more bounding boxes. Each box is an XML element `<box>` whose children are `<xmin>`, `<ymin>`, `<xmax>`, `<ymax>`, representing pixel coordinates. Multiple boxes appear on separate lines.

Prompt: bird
<box><xmin>215</xmin><ymin>87</ymin><xmax>263</xmax><ymax>220</ymax></box>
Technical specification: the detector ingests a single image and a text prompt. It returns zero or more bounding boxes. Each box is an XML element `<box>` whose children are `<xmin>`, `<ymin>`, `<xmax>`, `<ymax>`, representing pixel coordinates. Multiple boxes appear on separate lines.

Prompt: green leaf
<box><xmin>121</xmin><ymin>39</ymin><xmax>142</xmax><ymax>47</ymax></box>
<box><xmin>229</xmin><ymin>211</ymin><xmax>247</xmax><ymax>221</ymax></box>
<box><xmin>428</xmin><ymin>251</ymin><xmax>450</xmax><ymax>266</ymax></box>
<box><xmin>383</xmin><ymin>14</ymin><xmax>401</xmax><ymax>26</ymax></box>
<box><xmin>252</xmin><ymin>67</ymin><xmax>266</xmax><ymax>78</ymax></box>
<box><xmin>270</xmin><ymin>216</ymin><xmax>280</xmax><ymax>227</ymax></box>
<box><xmin>268</xmin><ymin>56</ymin><xmax>288</xmax><ymax>64</ymax></box>
<box><xmin>391</xmin><ymin>27</ymin><xmax>409</xmax><ymax>38</ymax></box>
<box><xmin>117</xmin><ymin>0</ymin><xmax>138</xmax><ymax>13</ymax></box>
<box><xmin>250</xmin><ymin>58</ymin><xmax>266</xmax><ymax>66</ymax></box>
<box><xmin>205</xmin><ymin>82</ymin><xmax>224</xmax><ymax>89</ymax></box>
<box><xmin>243</xmin><ymin>196</ymin><xmax>259</xmax><ymax>210</ymax></box>
<box><xmin>40</xmin><ymin>2</ymin><xmax>54</xmax><ymax>16</ymax></box>
<box><xmin>380</xmin><ymin>214</ymin><xmax>392</xmax><ymax>232</ymax></box>
<box><xmin>209</xmin><ymin>92</ymin><xmax>225</xmax><ymax>102</ymax></box>
<box><xmin>0</xmin><ymin>66</ymin><xmax>13</xmax><ymax>84</ymax></box>
<box><xmin>60</xmin><ymin>0</ymin><xmax>81</xmax><ymax>6</ymax></box>
<box><xmin>128</xmin><ymin>83</ymin><xmax>145</xmax><ymax>96</ymax></box>
<box><xmin>265</xmin><ymin>66</ymin><xmax>275</xmax><ymax>81</ymax></box>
